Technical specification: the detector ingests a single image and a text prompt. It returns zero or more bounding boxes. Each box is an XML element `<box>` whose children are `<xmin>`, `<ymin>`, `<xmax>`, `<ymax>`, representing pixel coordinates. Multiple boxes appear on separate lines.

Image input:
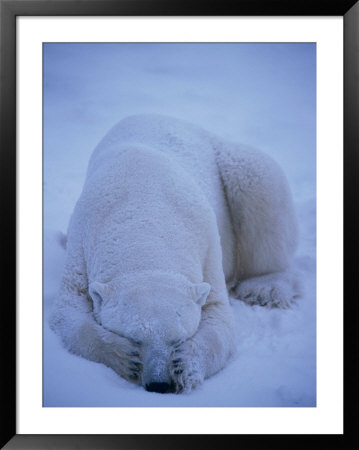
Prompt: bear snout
<box><xmin>142</xmin><ymin>345</ymin><xmax>175</xmax><ymax>393</ymax></box>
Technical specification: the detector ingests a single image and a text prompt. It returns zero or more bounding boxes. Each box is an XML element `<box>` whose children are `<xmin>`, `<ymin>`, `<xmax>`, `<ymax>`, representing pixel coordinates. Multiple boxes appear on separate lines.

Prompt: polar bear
<box><xmin>49</xmin><ymin>114</ymin><xmax>298</xmax><ymax>394</ymax></box>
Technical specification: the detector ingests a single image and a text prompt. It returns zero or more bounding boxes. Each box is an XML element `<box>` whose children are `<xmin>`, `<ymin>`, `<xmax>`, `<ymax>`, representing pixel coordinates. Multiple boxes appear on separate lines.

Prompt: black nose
<box><xmin>145</xmin><ymin>382</ymin><xmax>175</xmax><ymax>394</ymax></box>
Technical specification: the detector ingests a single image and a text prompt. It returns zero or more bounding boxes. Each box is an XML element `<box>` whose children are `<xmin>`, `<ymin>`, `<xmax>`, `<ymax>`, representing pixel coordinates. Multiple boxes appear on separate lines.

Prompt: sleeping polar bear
<box><xmin>50</xmin><ymin>114</ymin><xmax>298</xmax><ymax>394</ymax></box>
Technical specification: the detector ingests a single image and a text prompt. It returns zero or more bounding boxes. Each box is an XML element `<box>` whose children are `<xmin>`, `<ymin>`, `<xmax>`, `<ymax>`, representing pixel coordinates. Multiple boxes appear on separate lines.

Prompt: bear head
<box><xmin>88</xmin><ymin>271</ymin><xmax>210</xmax><ymax>393</ymax></box>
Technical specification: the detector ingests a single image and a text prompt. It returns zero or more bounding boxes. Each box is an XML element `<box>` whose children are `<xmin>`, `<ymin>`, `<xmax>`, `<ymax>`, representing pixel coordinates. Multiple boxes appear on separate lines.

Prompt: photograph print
<box><xmin>43</xmin><ymin>43</ymin><xmax>316</xmax><ymax>407</ymax></box>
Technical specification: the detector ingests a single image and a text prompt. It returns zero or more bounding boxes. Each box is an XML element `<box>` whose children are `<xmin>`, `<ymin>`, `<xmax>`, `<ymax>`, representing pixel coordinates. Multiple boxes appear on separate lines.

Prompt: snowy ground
<box><xmin>43</xmin><ymin>43</ymin><xmax>316</xmax><ymax>407</ymax></box>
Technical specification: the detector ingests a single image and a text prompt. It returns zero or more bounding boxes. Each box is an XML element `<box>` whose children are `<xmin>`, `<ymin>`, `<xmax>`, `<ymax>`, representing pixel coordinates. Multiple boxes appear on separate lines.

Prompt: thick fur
<box><xmin>49</xmin><ymin>114</ymin><xmax>298</xmax><ymax>393</ymax></box>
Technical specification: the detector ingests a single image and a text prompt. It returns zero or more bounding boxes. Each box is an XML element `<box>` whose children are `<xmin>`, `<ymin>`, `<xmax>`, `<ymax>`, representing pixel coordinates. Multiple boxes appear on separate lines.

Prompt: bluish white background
<box><xmin>18</xmin><ymin>17</ymin><xmax>342</xmax><ymax>434</ymax></box>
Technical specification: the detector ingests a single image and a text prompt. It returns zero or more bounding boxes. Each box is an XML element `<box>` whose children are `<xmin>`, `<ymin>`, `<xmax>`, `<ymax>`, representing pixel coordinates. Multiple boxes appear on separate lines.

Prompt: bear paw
<box><xmin>234</xmin><ymin>271</ymin><xmax>302</xmax><ymax>309</ymax></box>
<box><xmin>99</xmin><ymin>330</ymin><xmax>143</xmax><ymax>384</ymax></box>
<box><xmin>169</xmin><ymin>340</ymin><xmax>204</xmax><ymax>393</ymax></box>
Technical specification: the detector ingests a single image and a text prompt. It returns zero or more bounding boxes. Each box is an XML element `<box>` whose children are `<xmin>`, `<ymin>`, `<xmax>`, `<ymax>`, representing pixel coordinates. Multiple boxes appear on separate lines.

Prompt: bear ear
<box><xmin>89</xmin><ymin>281</ymin><xmax>110</xmax><ymax>310</ymax></box>
<box><xmin>191</xmin><ymin>282</ymin><xmax>211</xmax><ymax>307</ymax></box>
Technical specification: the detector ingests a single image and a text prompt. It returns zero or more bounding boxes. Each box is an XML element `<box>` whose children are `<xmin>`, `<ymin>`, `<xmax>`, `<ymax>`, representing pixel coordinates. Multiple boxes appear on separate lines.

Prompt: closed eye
<box><xmin>169</xmin><ymin>338</ymin><xmax>184</xmax><ymax>347</ymax></box>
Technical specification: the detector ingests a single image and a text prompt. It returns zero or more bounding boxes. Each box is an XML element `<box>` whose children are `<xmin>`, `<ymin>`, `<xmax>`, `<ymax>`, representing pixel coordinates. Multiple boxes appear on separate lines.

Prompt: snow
<box><xmin>43</xmin><ymin>43</ymin><xmax>316</xmax><ymax>407</ymax></box>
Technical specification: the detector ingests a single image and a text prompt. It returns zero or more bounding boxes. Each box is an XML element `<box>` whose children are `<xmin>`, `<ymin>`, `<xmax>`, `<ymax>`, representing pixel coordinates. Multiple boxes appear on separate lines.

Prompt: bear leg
<box><xmin>169</xmin><ymin>301</ymin><xmax>236</xmax><ymax>392</ymax></box>
<box><xmin>216</xmin><ymin>144</ymin><xmax>299</xmax><ymax>308</ymax></box>
<box><xmin>50</xmin><ymin>294</ymin><xmax>143</xmax><ymax>384</ymax></box>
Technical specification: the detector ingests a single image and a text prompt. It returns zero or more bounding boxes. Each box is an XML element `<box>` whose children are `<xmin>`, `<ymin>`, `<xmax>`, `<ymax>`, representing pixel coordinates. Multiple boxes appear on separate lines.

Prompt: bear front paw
<box><xmin>100</xmin><ymin>332</ymin><xmax>143</xmax><ymax>384</ymax></box>
<box><xmin>169</xmin><ymin>340</ymin><xmax>204</xmax><ymax>393</ymax></box>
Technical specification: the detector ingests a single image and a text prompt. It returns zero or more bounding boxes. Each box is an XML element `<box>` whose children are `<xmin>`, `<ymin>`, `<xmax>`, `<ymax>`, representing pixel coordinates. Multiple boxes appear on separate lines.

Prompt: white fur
<box><xmin>49</xmin><ymin>114</ymin><xmax>298</xmax><ymax>393</ymax></box>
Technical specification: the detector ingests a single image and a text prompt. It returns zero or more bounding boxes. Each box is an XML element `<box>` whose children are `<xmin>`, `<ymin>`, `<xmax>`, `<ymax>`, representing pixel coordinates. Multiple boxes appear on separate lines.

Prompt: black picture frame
<box><xmin>1</xmin><ymin>0</ymin><xmax>357</xmax><ymax>448</ymax></box>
